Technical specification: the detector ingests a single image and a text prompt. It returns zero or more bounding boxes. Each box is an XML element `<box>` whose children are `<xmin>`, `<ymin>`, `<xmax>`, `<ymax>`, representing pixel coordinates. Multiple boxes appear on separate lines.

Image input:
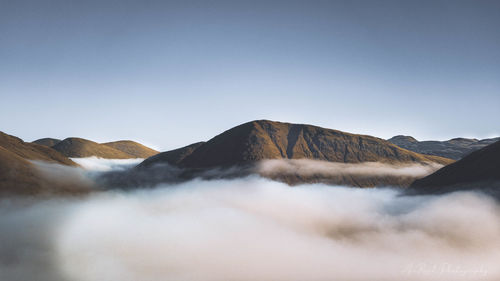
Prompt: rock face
<box><xmin>102</xmin><ymin>141</ymin><xmax>158</xmax><ymax>158</ymax></box>
<box><xmin>0</xmin><ymin>132</ymin><xmax>87</xmax><ymax>195</ymax></box>
<box><xmin>388</xmin><ymin>135</ymin><xmax>499</xmax><ymax>160</ymax></box>
<box><xmin>410</xmin><ymin>140</ymin><xmax>500</xmax><ymax>194</ymax></box>
<box><xmin>32</xmin><ymin>138</ymin><xmax>61</xmax><ymax>147</ymax></box>
<box><xmin>143</xmin><ymin>120</ymin><xmax>453</xmax><ymax>169</ymax></box>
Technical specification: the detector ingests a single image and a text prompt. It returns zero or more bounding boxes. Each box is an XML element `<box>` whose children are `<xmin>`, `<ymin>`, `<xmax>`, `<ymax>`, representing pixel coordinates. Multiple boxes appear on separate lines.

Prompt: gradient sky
<box><xmin>1</xmin><ymin>0</ymin><xmax>499</xmax><ymax>150</ymax></box>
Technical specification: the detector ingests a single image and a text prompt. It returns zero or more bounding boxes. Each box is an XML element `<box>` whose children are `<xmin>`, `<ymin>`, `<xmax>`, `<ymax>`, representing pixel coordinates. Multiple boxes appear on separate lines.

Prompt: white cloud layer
<box><xmin>258</xmin><ymin>159</ymin><xmax>443</xmax><ymax>178</ymax></box>
<box><xmin>70</xmin><ymin>157</ymin><xmax>144</xmax><ymax>172</ymax></box>
<box><xmin>1</xmin><ymin>178</ymin><xmax>499</xmax><ymax>281</ymax></box>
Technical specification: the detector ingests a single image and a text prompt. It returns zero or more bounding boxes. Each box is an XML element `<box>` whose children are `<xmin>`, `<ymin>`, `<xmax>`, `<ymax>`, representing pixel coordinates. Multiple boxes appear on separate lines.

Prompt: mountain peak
<box><xmin>32</xmin><ymin>138</ymin><xmax>61</xmax><ymax>147</ymax></box>
<box><xmin>388</xmin><ymin>135</ymin><xmax>418</xmax><ymax>143</ymax></box>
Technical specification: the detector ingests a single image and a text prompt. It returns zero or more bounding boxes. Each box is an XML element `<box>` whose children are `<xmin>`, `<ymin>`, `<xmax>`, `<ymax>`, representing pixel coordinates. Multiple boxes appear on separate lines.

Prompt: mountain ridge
<box><xmin>388</xmin><ymin>135</ymin><xmax>499</xmax><ymax>160</ymax></box>
<box><xmin>51</xmin><ymin>138</ymin><xmax>159</xmax><ymax>159</ymax></box>
<box><xmin>102</xmin><ymin>140</ymin><xmax>158</xmax><ymax>158</ymax></box>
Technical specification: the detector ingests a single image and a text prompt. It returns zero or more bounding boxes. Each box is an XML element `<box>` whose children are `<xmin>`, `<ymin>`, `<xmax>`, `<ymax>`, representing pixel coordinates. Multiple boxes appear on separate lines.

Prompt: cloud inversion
<box><xmin>0</xmin><ymin>177</ymin><xmax>498</xmax><ymax>281</ymax></box>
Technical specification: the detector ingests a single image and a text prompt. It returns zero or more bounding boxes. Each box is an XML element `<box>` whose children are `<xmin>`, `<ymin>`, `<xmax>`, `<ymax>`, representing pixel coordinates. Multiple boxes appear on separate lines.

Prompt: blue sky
<box><xmin>1</xmin><ymin>0</ymin><xmax>499</xmax><ymax>150</ymax></box>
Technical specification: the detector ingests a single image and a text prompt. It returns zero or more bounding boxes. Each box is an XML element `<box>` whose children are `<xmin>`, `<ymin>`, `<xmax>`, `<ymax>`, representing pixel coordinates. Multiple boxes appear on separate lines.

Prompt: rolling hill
<box><xmin>1</xmin><ymin>132</ymin><xmax>75</xmax><ymax>166</ymax></box>
<box><xmin>42</xmin><ymin>137</ymin><xmax>159</xmax><ymax>159</ymax></box>
<box><xmin>102</xmin><ymin>140</ymin><xmax>158</xmax><ymax>158</ymax></box>
<box><xmin>52</xmin><ymin>138</ymin><xmax>133</xmax><ymax>159</ymax></box>
<box><xmin>0</xmin><ymin>132</ymin><xmax>88</xmax><ymax>195</ymax></box>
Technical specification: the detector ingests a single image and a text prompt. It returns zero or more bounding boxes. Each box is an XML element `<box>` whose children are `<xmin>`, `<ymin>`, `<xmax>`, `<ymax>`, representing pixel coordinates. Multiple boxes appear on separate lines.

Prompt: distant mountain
<box><xmin>102</xmin><ymin>140</ymin><xmax>159</xmax><ymax>158</ymax></box>
<box><xmin>52</xmin><ymin>138</ymin><xmax>132</xmax><ymax>159</ymax></box>
<box><xmin>388</xmin><ymin>135</ymin><xmax>500</xmax><ymax>160</ymax></box>
<box><xmin>52</xmin><ymin>138</ymin><xmax>158</xmax><ymax>159</ymax></box>
<box><xmin>40</xmin><ymin>137</ymin><xmax>159</xmax><ymax>159</ymax></box>
<box><xmin>32</xmin><ymin>138</ymin><xmax>61</xmax><ymax>147</ymax></box>
<box><xmin>410</xmin><ymin>140</ymin><xmax>500</xmax><ymax>194</ymax></box>
<box><xmin>0</xmin><ymin>132</ymin><xmax>87</xmax><ymax>195</ymax></box>
<box><xmin>132</xmin><ymin>120</ymin><xmax>453</xmax><ymax>187</ymax></box>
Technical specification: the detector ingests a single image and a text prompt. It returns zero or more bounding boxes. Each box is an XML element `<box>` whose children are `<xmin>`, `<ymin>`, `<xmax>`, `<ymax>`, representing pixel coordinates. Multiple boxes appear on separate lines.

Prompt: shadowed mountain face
<box><xmin>143</xmin><ymin>120</ymin><xmax>452</xmax><ymax>169</ymax></box>
<box><xmin>0</xmin><ymin>132</ymin><xmax>88</xmax><ymax>195</ymax></box>
<box><xmin>411</xmin><ymin>140</ymin><xmax>500</xmax><ymax>194</ymax></box>
<box><xmin>102</xmin><ymin>141</ymin><xmax>158</xmax><ymax>158</ymax></box>
<box><xmin>139</xmin><ymin>142</ymin><xmax>205</xmax><ymax>167</ymax></box>
<box><xmin>388</xmin><ymin>135</ymin><xmax>500</xmax><ymax>160</ymax></box>
<box><xmin>32</xmin><ymin>138</ymin><xmax>61</xmax><ymax>147</ymax></box>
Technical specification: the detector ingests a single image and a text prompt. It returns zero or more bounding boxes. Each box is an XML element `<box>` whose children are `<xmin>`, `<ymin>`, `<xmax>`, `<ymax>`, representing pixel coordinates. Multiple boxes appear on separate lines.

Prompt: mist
<box><xmin>70</xmin><ymin>157</ymin><xmax>144</xmax><ymax>172</ymax></box>
<box><xmin>258</xmin><ymin>159</ymin><xmax>443</xmax><ymax>178</ymax></box>
<box><xmin>92</xmin><ymin>158</ymin><xmax>445</xmax><ymax>189</ymax></box>
<box><xmin>1</xmin><ymin>175</ymin><xmax>499</xmax><ymax>281</ymax></box>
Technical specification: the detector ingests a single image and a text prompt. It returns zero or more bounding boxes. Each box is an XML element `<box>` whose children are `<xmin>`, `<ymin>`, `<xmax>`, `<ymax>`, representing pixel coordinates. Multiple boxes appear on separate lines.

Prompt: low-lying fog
<box><xmin>258</xmin><ymin>159</ymin><xmax>443</xmax><ymax>178</ymax></box>
<box><xmin>1</xmin><ymin>158</ymin><xmax>498</xmax><ymax>281</ymax></box>
<box><xmin>71</xmin><ymin>157</ymin><xmax>144</xmax><ymax>172</ymax></box>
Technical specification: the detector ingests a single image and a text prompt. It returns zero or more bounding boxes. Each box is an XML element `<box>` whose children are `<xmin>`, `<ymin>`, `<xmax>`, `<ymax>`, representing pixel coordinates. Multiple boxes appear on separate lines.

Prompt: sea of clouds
<box><xmin>1</xmin><ymin>158</ymin><xmax>498</xmax><ymax>281</ymax></box>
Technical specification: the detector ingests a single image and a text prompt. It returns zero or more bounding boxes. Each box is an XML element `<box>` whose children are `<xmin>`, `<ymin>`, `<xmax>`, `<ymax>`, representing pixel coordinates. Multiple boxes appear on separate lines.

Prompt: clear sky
<box><xmin>1</xmin><ymin>0</ymin><xmax>499</xmax><ymax>151</ymax></box>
